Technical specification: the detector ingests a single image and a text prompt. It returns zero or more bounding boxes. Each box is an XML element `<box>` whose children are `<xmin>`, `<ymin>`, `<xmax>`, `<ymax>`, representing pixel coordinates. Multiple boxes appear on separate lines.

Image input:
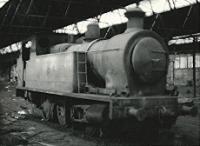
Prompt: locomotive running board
<box><xmin>16</xmin><ymin>86</ymin><xmax>115</xmax><ymax>119</ymax></box>
<box><xmin>16</xmin><ymin>86</ymin><xmax>178</xmax><ymax>120</ymax></box>
<box><xmin>16</xmin><ymin>86</ymin><xmax>115</xmax><ymax>102</ymax></box>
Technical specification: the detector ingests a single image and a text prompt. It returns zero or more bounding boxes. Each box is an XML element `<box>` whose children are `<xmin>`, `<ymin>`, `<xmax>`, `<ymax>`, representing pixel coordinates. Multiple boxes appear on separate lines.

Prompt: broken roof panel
<box><xmin>145</xmin><ymin>3</ymin><xmax>200</xmax><ymax>38</ymax></box>
<box><xmin>0</xmin><ymin>0</ymin><xmax>199</xmax><ymax>49</ymax></box>
<box><xmin>0</xmin><ymin>0</ymin><xmax>141</xmax><ymax>48</ymax></box>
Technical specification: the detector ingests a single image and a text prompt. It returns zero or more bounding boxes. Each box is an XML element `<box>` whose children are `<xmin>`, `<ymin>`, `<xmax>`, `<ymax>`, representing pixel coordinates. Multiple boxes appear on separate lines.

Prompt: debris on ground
<box><xmin>0</xmin><ymin>81</ymin><xmax>199</xmax><ymax>146</ymax></box>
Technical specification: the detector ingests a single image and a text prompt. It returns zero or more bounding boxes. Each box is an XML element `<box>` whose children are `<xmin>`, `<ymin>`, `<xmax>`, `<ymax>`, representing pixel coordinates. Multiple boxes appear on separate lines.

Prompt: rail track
<box><xmin>22</xmin><ymin>108</ymin><xmax>199</xmax><ymax>146</ymax></box>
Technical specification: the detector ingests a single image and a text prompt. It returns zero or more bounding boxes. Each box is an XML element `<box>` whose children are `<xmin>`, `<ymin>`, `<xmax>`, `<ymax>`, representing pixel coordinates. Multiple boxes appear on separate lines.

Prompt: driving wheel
<box><xmin>56</xmin><ymin>104</ymin><xmax>66</xmax><ymax>125</ymax></box>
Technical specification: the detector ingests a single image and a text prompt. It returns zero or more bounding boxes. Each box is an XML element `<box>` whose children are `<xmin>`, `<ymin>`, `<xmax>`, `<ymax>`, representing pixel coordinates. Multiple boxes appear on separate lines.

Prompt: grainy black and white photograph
<box><xmin>0</xmin><ymin>0</ymin><xmax>199</xmax><ymax>146</ymax></box>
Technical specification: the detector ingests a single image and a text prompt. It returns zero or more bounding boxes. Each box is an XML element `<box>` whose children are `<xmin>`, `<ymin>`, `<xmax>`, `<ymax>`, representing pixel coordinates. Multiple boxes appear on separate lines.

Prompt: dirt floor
<box><xmin>0</xmin><ymin>81</ymin><xmax>199</xmax><ymax>146</ymax></box>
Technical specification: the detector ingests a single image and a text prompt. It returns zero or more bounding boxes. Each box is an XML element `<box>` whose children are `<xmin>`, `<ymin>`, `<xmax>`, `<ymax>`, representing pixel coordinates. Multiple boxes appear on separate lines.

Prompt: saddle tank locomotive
<box><xmin>16</xmin><ymin>7</ymin><xmax>195</xmax><ymax>136</ymax></box>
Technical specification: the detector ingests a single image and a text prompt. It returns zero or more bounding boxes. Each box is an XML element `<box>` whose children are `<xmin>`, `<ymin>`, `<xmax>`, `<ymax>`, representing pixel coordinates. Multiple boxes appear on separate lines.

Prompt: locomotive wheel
<box><xmin>41</xmin><ymin>99</ymin><xmax>54</xmax><ymax>121</ymax></box>
<box><xmin>56</xmin><ymin>104</ymin><xmax>67</xmax><ymax>126</ymax></box>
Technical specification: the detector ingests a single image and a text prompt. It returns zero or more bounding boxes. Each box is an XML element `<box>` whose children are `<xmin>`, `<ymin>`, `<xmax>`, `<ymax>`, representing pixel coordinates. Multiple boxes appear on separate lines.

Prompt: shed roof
<box><xmin>145</xmin><ymin>3</ymin><xmax>200</xmax><ymax>39</ymax></box>
<box><xmin>0</xmin><ymin>0</ymin><xmax>199</xmax><ymax>49</ymax></box>
<box><xmin>0</xmin><ymin>0</ymin><xmax>141</xmax><ymax>48</ymax></box>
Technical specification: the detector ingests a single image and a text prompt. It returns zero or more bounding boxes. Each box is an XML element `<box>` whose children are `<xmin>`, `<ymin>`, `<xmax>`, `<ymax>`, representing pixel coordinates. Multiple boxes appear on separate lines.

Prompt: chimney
<box><xmin>125</xmin><ymin>7</ymin><xmax>145</xmax><ymax>32</ymax></box>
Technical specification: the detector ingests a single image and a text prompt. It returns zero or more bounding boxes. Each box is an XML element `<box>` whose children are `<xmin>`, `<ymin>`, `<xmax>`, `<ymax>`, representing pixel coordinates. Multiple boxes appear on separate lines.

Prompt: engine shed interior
<box><xmin>0</xmin><ymin>0</ymin><xmax>199</xmax><ymax>146</ymax></box>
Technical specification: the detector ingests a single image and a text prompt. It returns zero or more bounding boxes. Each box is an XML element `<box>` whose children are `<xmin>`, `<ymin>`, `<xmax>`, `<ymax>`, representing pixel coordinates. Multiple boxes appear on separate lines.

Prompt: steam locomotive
<box><xmin>16</xmin><ymin>7</ymin><xmax>195</xmax><ymax>136</ymax></box>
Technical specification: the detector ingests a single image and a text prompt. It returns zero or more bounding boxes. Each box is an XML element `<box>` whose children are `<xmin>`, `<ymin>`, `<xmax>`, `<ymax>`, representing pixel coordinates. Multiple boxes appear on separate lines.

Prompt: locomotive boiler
<box><xmin>16</xmin><ymin>7</ymin><xmax>195</xmax><ymax>136</ymax></box>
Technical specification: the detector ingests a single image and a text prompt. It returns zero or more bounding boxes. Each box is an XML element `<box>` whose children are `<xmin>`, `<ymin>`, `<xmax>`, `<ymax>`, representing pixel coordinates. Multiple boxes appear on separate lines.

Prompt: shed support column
<box><xmin>192</xmin><ymin>37</ymin><xmax>197</xmax><ymax>98</ymax></box>
<box><xmin>172</xmin><ymin>60</ymin><xmax>175</xmax><ymax>85</ymax></box>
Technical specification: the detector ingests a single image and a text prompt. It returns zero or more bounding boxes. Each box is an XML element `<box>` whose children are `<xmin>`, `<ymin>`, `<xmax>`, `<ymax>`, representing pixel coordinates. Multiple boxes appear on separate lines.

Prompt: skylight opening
<box><xmin>54</xmin><ymin>0</ymin><xmax>200</xmax><ymax>35</ymax></box>
<box><xmin>0</xmin><ymin>0</ymin><xmax>8</xmax><ymax>8</ymax></box>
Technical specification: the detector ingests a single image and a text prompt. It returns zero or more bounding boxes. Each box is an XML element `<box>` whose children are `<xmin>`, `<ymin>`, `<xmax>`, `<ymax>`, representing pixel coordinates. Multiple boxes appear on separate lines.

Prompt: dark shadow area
<box><xmin>0</xmin><ymin>79</ymin><xmax>28</xmax><ymax>146</ymax></box>
<box><xmin>0</xmin><ymin>97</ymin><xmax>2</xmax><ymax>128</ymax></box>
<box><xmin>0</xmin><ymin>80</ymin><xmax>6</xmax><ymax>128</ymax></box>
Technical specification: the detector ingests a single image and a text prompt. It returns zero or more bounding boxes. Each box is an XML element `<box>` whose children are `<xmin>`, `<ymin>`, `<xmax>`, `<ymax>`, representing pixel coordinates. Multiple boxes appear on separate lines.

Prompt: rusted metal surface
<box><xmin>25</xmin><ymin>52</ymin><xmax>77</xmax><ymax>93</ymax></box>
<box><xmin>16</xmin><ymin>85</ymin><xmax>180</xmax><ymax>122</ymax></box>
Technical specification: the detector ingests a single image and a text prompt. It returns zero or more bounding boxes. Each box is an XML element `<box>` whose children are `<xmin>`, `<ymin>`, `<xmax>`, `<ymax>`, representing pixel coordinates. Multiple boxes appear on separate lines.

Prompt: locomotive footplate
<box><xmin>16</xmin><ymin>86</ymin><xmax>180</xmax><ymax>124</ymax></box>
<box><xmin>111</xmin><ymin>96</ymin><xmax>178</xmax><ymax>121</ymax></box>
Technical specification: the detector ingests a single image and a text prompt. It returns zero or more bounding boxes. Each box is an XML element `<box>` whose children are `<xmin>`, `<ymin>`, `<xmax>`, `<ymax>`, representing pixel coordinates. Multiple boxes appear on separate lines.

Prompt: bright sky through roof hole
<box><xmin>0</xmin><ymin>0</ymin><xmax>199</xmax><ymax>54</ymax></box>
<box><xmin>55</xmin><ymin>0</ymin><xmax>199</xmax><ymax>34</ymax></box>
